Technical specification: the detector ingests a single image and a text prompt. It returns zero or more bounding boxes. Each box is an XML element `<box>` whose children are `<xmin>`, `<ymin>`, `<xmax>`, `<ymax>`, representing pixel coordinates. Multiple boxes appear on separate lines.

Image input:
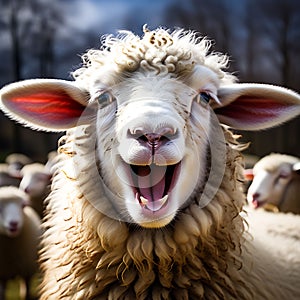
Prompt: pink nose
<box><xmin>9</xmin><ymin>221</ymin><xmax>19</xmax><ymax>232</ymax></box>
<box><xmin>252</xmin><ymin>193</ymin><xmax>260</xmax><ymax>202</ymax></box>
<box><xmin>144</xmin><ymin>133</ymin><xmax>164</xmax><ymax>145</ymax></box>
<box><xmin>130</xmin><ymin>127</ymin><xmax>177</xmax><ymax>150</ymax></box>
<box><xmin>251</xmin><ymin>193</ymin><xmax>261</xmax><ymax>208</ymax></box>
<box><xmin>10</xmin><ymin>221</ymin><xmax>18</xmax><ymax>227</ymax></box>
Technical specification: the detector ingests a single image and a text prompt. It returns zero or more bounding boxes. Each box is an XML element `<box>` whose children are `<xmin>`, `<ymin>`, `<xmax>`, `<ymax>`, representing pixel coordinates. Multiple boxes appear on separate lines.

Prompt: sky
<box><xmin>59</xmin><ymin>0</ymin><xmax>174</xmax><ymax>33</ymax></box>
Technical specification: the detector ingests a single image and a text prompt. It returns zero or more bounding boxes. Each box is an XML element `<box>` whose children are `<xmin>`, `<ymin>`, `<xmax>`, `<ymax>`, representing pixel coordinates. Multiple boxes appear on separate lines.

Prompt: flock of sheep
<box><xmin>0</xmin><ymin>26</ymin><xmax>299</xmax><ymax>299</ymax></box>
<box><xmin>0</xmin><ymin>152</ymin><xmax>54</xmax><ymax>299</ymax></box>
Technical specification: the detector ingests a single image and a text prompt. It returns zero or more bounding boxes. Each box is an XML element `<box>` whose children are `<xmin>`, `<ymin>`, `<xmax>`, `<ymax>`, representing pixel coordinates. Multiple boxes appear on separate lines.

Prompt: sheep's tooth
<box><xmin>140</xmin><ymin>196</ymin><xmax>149</xmax><ymax>206</ymax></box>
<box><xmin>145</xmin><ymin>195</ymin><xmax>169</xmax><ymax>212</ymax></box>
<box><xmin>160</xmin><ymin>195</ymin><xmax>168</xmax><ymax>205</ymax></box>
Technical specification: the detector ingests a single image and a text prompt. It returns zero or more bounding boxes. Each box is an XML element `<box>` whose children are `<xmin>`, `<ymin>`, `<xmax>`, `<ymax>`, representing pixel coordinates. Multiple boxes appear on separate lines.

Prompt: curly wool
<box><xmin>72</xmin><ymin>26</ymin><xmax>234</xmax><ymax>85</ymax></box>
<box><xmin>39</xmin><ymin>124</ymin><xmax>253</xmax><ymax>300</ymax></box>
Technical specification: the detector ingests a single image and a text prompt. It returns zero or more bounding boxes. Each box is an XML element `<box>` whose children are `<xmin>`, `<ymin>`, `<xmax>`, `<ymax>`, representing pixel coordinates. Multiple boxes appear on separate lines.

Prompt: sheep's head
<box><xmin>0</xmin><ymin>186</ymin><xmax>30</xmax><ymax>237</ymax></box>
<box><xmin>91</xmin><ymin>72</ymin><xmax>226</xmax><ymax>228</ymax></box>
<box><xmin>1</xmin><ymin>27</ymin><xmax>300</xmax><ymax>228</ymax></box>
<box><xmin>246</xmin><ymin>154</ymin><xmax>300</xmax><ymax>210</ymax></box>
<box><xmin>19</xmin><ymin>163</ymin><xmax>51</xmax><ymax>198</ymax></box>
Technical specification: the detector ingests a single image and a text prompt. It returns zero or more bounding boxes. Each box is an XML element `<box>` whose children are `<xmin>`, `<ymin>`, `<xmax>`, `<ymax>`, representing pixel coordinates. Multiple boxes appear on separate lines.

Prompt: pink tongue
<box><xmin>137</xmin><ymin>165</ymin><xmax>166</xmax><ymax>201</ymax></box>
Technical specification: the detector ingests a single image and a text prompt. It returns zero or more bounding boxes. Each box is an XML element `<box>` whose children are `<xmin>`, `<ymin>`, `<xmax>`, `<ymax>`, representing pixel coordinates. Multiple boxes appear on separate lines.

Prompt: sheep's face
<box><xmin>20</xmin><ymin>171</ymin><xmax>50</xmax><ymax>197</ymax></box>
<box><xmin>90</xmin><ymin>67</ymin><xmax>223</xmax><ymax>228</ymax></box>
<box><xmin>247</xmin><ymin>160</ymin><xmax>298</xmax><ymax>209</ymax></box>
<box><xmin>0</xmin><ymin>197</ymin><xmax>25</xmax><ymax>237</ymax></box>
<box><xmin>1</xmin><ymin>27</ymin><xmax>299</xmax><ymax>228</ymax></box>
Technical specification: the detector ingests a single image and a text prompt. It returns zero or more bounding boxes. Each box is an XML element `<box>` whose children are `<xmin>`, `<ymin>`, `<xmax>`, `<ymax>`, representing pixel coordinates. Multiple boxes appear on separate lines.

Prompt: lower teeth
<box><xmin>140</xmin><ymin>195</ymin><xmax>168</xmax><ymax>211</ymax></box>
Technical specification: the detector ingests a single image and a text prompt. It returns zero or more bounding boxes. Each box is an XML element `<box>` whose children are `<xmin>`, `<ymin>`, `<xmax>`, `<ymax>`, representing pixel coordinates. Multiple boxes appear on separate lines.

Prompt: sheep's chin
<box><xmin>5</xmin><ymin>227</ymin><xmax>21</xmax><ymax>237</ymax></box>
<box><xmin>138</xmin><ymin>214</ymin><xmax>175</xmax><ymax>228</ymax></box>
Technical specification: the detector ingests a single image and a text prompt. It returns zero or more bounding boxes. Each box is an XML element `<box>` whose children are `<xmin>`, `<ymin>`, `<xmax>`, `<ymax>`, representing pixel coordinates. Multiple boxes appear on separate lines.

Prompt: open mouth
<box><xmin>128</xmin><ymin>162</ymin><xmax>181</xmax><ymax>212</ymax></box>
<box><xmin>7</xmin><ymin>225</ymin><xmax>20</xmax><ymax>236</ymax></box>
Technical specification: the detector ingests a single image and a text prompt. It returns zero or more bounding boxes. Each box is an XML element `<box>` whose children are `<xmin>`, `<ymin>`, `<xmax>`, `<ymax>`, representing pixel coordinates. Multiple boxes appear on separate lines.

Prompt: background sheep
<box><xmin>246</xmin><ymin>153</ymin><xmax>300</xmax><ymax>213</ymax></box>
<box><xmin>0</xmin><ymin>164</ymin><xmax>21</xmax><ymax>188</ymax></box>
<box><xmin>0</xmin><ymin>186</ymin><xmax>41</xmax><ymax>300</ymax></box>
<box><xmin>19</xmin><ymin>163</ymin><xmax>52</xmax><ymax>218</ymax></box>
<box><xmin>0</xmin><ymin>27</ymin><xmax>300</xmax><ymax>299</ymax></box>
<box><xmin>5</xmin><ymin>154</ymin><xmax>32</xmax><ymax>178</ymax></box>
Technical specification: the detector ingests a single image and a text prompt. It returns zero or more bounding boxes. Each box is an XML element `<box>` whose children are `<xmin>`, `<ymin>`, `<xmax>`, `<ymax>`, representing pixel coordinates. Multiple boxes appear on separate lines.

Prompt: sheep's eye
<box><xmin>96</xmin><ymin>91</ymin><xmax>115</xmax><ymax>108</ymax></box>
<box><xmin>274</xmin><ymin>171</ymin><xmax>290</xmax><ymax>185</ymax></box>
<box><xmin>194</xmin><ymin>92</ymin><xmax>212</xmax><ymax>107</ymax></box>
<box><xmin>278</xmin><ymin>172</ymin><xmax>289</xmax><ymax>179</ymax></box>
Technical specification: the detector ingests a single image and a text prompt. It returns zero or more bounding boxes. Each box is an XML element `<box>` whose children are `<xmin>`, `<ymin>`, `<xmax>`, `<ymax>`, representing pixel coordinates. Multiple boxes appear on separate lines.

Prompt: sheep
<box><xmin>243</xmin><ymin>206</ymin><xmax>300</xmax><ymax>270</ymax></box>
<box><xmin>0</xmin><ymin>26</ymin><xmax>300</xmax><ymax>299</ymax></box>
<box><xmin>0</xmin><ymin>186</ymin><xmax>41</xmax><ymax>300</ymax></box>
<box><xmin>19</xmin><ymin>163</ymin><xmax>52</xmax><ymax>218</ymax></box>
<box><xmin>0</xmin><ymin>164</ymin><xmax>21</xmax><ymax>188</ymax></box>
<box><xmin>246</xmin><ymin>153</ymin><xmax>300</xmax><ymax>213</ymax></box>
<box><xmin>5</xmin><ymin>153</ymin><xmax>32</xmax><ymax>178</ymax></box>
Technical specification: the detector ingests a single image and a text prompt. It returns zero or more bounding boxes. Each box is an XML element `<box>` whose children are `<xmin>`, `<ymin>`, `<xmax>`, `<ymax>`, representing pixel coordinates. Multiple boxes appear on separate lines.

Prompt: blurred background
<box><xmin>0</xmin><ymin>0</ymin><xmax>299</xmax><ymax>163</ymax></box>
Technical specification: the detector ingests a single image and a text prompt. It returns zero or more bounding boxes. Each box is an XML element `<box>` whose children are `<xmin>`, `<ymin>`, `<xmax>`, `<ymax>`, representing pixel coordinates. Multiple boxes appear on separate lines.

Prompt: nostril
<box><xmin>9</xmin><ymin>221</ymin><xmax>19</xmax><ymax>229</ymax></box>
<box><xmin>144</xmin><ymin>133</ymin><xmax>162</xmax><ymax>144</ymax></box>
<box><xmin>143</xmin><ymin>129</ymin><xmax>177</xmax><ymax>149</ymax></box>
<box><xmin>252</xmin><ymin>193</ymin><xmax>260</xmax><ymax>201</ymax></box>
<box><xmin>129</xmin><ymin>127</ymin><xmax>177</xmax><ymax>142</ymax></box>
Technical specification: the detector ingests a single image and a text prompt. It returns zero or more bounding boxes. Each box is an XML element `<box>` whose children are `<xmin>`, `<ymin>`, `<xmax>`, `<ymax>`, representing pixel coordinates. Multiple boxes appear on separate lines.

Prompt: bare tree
<box><xmin>242</xmin><ymin>0</ymin><xmax>300</xmax><ymax>157</ymax></box>
<box><xmin>258</xmin><ymin>0</ymin><xmax>300</xmax><ymax>87</ymax></box>
<box><xmin>4</xmin><ymin>0</ymin><xmax>24</xmax><ymax>151</ymax></box>
<box><xmin>0</xmin><ymin>0</ymin><xmax>63</xmax><ymax>157</ymax></box>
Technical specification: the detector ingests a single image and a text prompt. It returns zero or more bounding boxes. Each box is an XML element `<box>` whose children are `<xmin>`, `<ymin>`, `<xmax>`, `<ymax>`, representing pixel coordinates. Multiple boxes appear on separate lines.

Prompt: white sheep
<box><xmin>246</xmin><ymin>153</ymin><xmax>300</xmax><ymax>213</ymax></box>
<box><xmin>0</xmin><ymin>186</ymin><xmax>41</xmax><ymax>300</ymax></box>
<box><xmin>0</xmin><ymin>26</ymin><xmax>300</xmax><ymax>299</ymax></box>
<box><xmin>19</xmin><ymin>163</ymin><xmax>52</xmax><ymax>218</ymax></box>
<box><xmin>5</xmin><ymin>153</ymin><xmax>32</xmax><ymax>178</ymax></box>
<box><xmin>0</xmin><ymin>164</ymin><xmax>21</xmax><ymax>188</ymax></box>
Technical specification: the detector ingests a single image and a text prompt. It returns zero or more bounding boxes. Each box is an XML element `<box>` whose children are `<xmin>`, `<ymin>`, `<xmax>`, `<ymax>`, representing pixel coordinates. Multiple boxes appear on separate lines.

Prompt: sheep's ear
<box><xmin>293</xmin><ymin>162</ymin><xmax>300</xmax><ymax>175</ymax></box>
<box><xmin>0</xmin><ymin>79</ymin><xmax>91</xmax><ymax>132</ymax></box>
<box><xmin>244</xmin><ymin>169</ymin><xmax>254</xmax><ymax>181</ymax></box>
<box><xmin>213</xmin><ymin>83</ymin><xmax>300</xmax><ymax>130</ymax></box>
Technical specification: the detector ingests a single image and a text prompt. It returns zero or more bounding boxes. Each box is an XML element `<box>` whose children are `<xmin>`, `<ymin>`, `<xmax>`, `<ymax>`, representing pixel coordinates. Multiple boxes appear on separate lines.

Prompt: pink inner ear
<box><xmin>244</xmin><ymin>169</ymin><xmax>254</xmax><ymax>181</ymax></box>
<box><xmin>214</xmin><ymin>96</ymin><xmax>290</xmax><ymax>124</ymax></box>
<box><xmin>9</xmin><ymin>91</ymin><xmax>86</xmax><ymax>125</ymax></box>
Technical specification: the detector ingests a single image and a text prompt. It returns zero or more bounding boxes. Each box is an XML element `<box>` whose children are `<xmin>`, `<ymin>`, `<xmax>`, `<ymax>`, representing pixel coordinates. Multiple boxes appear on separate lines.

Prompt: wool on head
<box><xmin>73</xmin><ymin>26</ymin><xmax>234</xmax><ymax>88</ymax></box>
